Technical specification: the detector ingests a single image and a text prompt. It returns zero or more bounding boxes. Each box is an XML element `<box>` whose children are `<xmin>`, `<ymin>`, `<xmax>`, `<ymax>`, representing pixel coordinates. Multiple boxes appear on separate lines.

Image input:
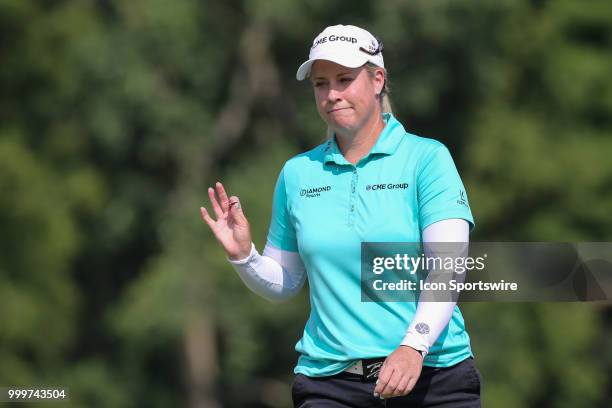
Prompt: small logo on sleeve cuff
<box><xmin>415</xmin><ymin>322</ymin><xmax>430</xmax><ymax>335</ymax></box>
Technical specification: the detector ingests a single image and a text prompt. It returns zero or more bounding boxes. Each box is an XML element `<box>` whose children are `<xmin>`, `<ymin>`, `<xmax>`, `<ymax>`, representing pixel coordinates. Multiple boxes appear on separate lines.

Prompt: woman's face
<box><xmin>310</xmin><ymin>60</ymin><xmax>384</xmax><ymax>134</ymax></box>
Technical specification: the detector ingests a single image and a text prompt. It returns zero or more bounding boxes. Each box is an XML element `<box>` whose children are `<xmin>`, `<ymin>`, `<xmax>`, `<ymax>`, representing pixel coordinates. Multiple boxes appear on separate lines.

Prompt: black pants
<box><xmin>292</xmin><ymin>357</ymin><xmax>481</xmax><ymax>408</ymax></box>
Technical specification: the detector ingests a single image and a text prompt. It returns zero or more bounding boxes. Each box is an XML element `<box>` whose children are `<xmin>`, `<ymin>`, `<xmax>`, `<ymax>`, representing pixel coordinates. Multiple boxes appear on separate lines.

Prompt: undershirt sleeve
<box><xmin>400</xmin><ymin>218</ymin><xmax>469</xmax><ymax>356</ymax></box>
<box><xmin>227</xmin><ymin>242</ymin><xmax>306</xmax><ymax>303</ymax></box>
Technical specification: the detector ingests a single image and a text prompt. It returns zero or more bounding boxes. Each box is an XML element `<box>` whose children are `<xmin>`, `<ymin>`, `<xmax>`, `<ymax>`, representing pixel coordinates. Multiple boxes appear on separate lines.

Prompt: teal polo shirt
<box><xmin>267</xmin><ymin>113</ymin><xmax>475</xmax><ymax>377</ymax></box>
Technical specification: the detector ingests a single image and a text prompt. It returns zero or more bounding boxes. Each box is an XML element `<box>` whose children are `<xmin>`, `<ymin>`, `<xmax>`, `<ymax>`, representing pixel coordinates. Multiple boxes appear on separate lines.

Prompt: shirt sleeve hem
<box><xmin>420</xmin><ymin>213</ymin><xmax>475</xmax><ymax>233</ymax></box>
<box><xmin>265</xmin><ymin>237</ymin><xmax>298</xmax><ymax>252</ymax></box>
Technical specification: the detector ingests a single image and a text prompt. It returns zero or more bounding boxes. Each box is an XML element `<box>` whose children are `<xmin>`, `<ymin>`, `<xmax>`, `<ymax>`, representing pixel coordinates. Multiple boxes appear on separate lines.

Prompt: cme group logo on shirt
<box><xmin>365</xmin><ymin>183</ymin><xmax>409</xmax><ymax>191</ymax></box>
<box><xmin>300</xmin><ymin>185</ymin><xmax>332</xmax><ymax>198</ymax></box>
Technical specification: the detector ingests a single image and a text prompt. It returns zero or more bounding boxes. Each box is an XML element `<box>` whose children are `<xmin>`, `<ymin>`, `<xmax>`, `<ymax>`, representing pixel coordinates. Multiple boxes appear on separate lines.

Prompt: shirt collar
<box><xmin>323</xmin><ymin>113</ymin><xmax>406</xmax><ymax>165</ymax></box>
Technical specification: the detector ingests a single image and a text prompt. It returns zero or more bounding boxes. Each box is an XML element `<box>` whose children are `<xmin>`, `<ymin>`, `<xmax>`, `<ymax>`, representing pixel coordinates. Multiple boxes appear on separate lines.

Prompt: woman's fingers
<box><xmin>228</xmin><ymin>196</ymin><xmax>247</xmax><ymax>224</ymax></box>
<box><xmin>393</xmin><ymin>374</ymin><xmax>411</xmax><ymax>397</ymax></box>
<box><xmin>379</xmin><ymin>369</ymin><xmax>400</xmax><ymax>398</ymax></box>
<box><xmin>374</xmin><ymin>365</ymin><xmax>392</xmax><ymax>397</ymax></box>
<box><xmin>215</xmin><ymin>182</ymin><xmax>230</xmax><ymax>214</ymax></box>
<box><xmin>208</xmin><ymin>187</ymin><xmax>224</xmax><ymax>218</ymax></box>
<box><xmin>403</xmin><ymin>375</ymin><xmax>419</xmax><ymax>396</ymax></box>
<box><xmin>200</xmin><ymin>206</ymin><xmax>215</xmax><ymax>228</ymax></box>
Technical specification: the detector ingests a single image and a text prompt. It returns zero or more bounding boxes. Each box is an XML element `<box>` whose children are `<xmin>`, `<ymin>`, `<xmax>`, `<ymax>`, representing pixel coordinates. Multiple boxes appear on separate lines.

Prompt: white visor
<box><xmin>296</xmin><ymin>24</ymin><xmax>384</xmax><ymax>81</ymax></box>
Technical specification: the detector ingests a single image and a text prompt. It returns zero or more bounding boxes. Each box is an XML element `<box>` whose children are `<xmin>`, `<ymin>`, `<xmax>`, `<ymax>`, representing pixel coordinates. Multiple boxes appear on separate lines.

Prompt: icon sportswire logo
<box><xmin>300</xmin><ymin>185</ymin><xmax>331</xmax><ymax>198</ymax></box>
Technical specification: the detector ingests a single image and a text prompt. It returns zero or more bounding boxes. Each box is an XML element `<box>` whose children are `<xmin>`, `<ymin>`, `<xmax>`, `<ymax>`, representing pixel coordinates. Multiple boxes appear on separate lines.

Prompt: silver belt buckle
<box><xmin>343</xmin><ymin>357</ymin><xmax>386</xmax><ymax>381</ymax></box>
<box><xmin>343</xmin><ymin>360</ymin><xmax>364</xmax><ymax>375</ymax></box>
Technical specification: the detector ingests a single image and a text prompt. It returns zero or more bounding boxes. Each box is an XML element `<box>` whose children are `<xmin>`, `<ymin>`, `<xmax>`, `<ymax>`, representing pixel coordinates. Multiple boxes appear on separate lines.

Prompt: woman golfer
<box><xmin>201</xmin><ymin>24</ymin><xmax>482</xmax><ymax>407</ymax></box>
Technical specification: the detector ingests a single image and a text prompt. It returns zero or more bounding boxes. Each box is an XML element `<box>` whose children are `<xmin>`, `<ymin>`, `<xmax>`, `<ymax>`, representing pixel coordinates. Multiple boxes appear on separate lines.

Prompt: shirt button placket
<box><xmin>349</xmin><ymin>167</ymin><xmax>357</xmax><ymax>226</ymax></box>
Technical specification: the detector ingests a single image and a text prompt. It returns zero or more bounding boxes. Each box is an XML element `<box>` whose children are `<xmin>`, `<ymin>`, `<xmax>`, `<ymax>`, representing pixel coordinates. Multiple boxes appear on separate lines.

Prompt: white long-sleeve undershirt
<box><xmin>228</xmin><ymin>218</ymin><xmax>469</xmax><ymax>356</ymax></box>
<box><xmin>228</xmin><ymin>242</ymin><xmax>307</xmax><ymax>303</ymax></box>
<box><xmin>400</xmin><ymin>219</ymin><xmax>469</xmax><ymax>357</ymax></box>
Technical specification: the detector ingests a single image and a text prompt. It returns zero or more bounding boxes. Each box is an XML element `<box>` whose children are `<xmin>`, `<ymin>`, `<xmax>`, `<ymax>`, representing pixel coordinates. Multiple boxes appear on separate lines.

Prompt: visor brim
<box><xmin>295</xmin><ymin>54</ymin><xmax>370</xmax><ymax>81</ymax></box>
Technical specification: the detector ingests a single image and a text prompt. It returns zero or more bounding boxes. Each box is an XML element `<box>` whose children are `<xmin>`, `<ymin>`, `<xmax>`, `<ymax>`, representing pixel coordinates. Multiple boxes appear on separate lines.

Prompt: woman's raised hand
<box><xmin>200</xmin><ymin>182</ymin><xmax>253</xmax><ymax>260</ymax></box>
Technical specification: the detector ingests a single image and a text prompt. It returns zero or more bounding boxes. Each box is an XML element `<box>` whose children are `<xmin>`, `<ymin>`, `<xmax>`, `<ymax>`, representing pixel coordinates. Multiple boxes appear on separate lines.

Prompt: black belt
<box><xmin>335</xmin><ymin>357</ymin><xmax>387</xmax><ymax>382</ymax></box>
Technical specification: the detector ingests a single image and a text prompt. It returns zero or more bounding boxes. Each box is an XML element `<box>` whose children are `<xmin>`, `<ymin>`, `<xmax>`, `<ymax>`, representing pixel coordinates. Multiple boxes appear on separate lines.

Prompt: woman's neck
<box><xmin>334</xmin><ymin>112</ymin><xmax>386</xmax><ymax>165</ymax></box>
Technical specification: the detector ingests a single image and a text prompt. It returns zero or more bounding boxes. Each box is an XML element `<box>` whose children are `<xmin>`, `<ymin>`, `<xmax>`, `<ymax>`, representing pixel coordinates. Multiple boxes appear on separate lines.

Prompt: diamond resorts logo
<box><xmin>300</xmin><ymin>185</ymin><xmax>331</xmax><ymax>198</ymax></box>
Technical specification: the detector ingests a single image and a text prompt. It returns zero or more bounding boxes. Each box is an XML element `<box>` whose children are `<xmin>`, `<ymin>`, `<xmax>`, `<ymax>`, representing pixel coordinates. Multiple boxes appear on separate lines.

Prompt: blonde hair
<box><xmin>324</xmin><ymin>63</ymin><xmax>393</xmax><ymax>139</ymax></box>
<box><xmin>366</xmin><ymin>63</ymin><xmax>393</xmax><ymax>114</ymax></box>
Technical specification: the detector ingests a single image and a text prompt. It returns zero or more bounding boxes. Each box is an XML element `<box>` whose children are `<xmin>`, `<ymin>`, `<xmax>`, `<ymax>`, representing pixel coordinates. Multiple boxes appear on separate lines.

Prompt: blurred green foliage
<box><xmin>1</xmin><ymin>0</ymin><xmax>611</xmax><ymax>406</ymax></box>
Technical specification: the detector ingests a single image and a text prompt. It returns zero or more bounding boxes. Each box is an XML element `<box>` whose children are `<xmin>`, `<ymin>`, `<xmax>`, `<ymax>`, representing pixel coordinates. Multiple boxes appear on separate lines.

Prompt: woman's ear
<box><xmin>375</xmin><ymin>68</ymin><xmax>385</xmax><ymax>95</ymax></box>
